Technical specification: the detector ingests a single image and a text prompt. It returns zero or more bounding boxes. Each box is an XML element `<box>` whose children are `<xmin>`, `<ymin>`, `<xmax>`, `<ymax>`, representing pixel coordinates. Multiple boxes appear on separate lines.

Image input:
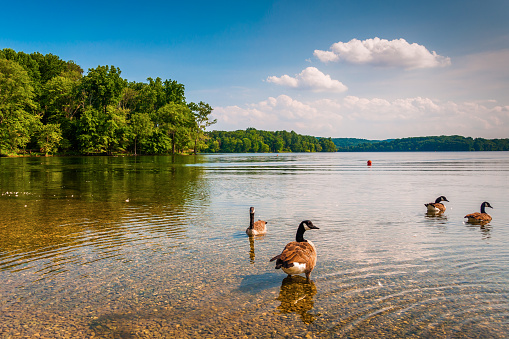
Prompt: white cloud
<box><xmin>312</xmin><ymin>50</ymin><xmax>339</xmax><ymax>63</ymax></box>
<box><xmin>212</xmin><ymin>95</ymin><xmax>509</xmax><ymax>139</ymax></box>
<box><xmin>267</xmin><ymin>67</ymin><xmax>348</xmax><ymax>92</ymax></box>
<box><xmin>314</xmin><ymin>37</ymin><xmax>451</xmax><ymax>70</ymax></box>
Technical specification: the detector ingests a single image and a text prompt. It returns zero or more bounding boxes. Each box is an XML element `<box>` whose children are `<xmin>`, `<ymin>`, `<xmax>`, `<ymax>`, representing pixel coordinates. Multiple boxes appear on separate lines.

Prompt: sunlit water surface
<box><xmin>1</xmin><ymin>153</ymin><xmax>508</xmax><ymax>338</ymax></box>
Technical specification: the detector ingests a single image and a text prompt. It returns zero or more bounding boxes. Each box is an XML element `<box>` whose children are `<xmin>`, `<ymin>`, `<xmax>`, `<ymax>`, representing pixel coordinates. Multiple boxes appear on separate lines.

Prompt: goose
<box><xmin>465</xmin><ymin>201</ymin><xmax>493</xmax><ymax>223</ymax></box>
<box><xmin>425</xmin><ymin>196</ymin><xmax>449</xmax><ymax>213</ymax></box>
<box><xmin>270</xmin><ymin>220</ymin><xmax>319</xmax><ymax>281</ymax></box>
<box><xmin>246</xmin><ymin>207</ymin><xmax>267</xmax><ymax>236</ymax></box>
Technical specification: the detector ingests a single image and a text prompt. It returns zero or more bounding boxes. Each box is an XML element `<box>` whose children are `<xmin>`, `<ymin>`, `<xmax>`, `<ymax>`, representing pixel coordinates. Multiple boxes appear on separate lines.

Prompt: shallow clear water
<box><xmin>1</xmin><ymin>153</ymin><xmax>508</xmax><ymax>338</ymax></box>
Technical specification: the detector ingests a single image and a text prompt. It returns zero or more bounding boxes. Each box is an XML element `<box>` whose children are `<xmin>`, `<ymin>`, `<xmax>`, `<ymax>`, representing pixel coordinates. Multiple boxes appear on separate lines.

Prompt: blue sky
<box><xmin>2</xmin><ymin>0</ymin><xmax>509</xmax><ymax>139</ymax></box>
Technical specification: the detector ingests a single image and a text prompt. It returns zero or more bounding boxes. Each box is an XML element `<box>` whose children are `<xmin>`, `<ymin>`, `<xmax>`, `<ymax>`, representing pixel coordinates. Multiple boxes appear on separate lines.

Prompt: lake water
<box><xmin>1</xmin><ymin>152</ymin><xmax>508</xmax><ymax>338</ymax></box>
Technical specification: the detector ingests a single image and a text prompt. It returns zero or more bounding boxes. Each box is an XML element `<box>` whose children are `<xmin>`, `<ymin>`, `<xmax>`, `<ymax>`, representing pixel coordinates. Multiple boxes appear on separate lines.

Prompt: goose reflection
<box><xmin>465</xmin><ymin>223</ymin><xmax>492</xmax><ymax>240</ymax></box>
<box><xmin>249</xmin><ymin>236</ymin><xmax>255</xmax><ymax>263</ymax></box>
<box><xmin>247</xmin><ymin>234</ymin><xmax>265</xmax><ymax>264</ymax></box>
<box><xmin>275</xmin><ymin>275</ymin><xmax>319</xmax><ymax>324</ymax></box>
<box><xmin>425</xmin><ymin>211</ymin><xmax>448</xmax><ymax>221</ymax></box>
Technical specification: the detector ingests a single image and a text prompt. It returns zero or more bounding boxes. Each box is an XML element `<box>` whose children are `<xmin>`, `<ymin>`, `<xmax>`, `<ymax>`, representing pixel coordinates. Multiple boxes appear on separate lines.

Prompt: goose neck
<box><xmin>249</xmin><ymin>213</ymin><xmax>254</xmax><ymax>229</ymax></box>
<box><xmin>296</xmin><ymin>224</ymin><xmax>306</xmax><ymax>242</ymax></box>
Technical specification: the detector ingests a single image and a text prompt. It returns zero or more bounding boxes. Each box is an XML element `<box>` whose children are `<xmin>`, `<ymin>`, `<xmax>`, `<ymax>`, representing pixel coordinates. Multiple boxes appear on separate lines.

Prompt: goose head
<box><xmin>481</xmin><ymin>201</ymin><xmax>493</xmax><ymax>213</ymax></box>
<box><xmin>435</xmin><ymin>196</ymin><xmax>449</xmax><ymax>203</ymax></box>
<box><xmin>301</xmin><ymin>220</ymin><xmax>319</xmax><ymax>231</ymax></box>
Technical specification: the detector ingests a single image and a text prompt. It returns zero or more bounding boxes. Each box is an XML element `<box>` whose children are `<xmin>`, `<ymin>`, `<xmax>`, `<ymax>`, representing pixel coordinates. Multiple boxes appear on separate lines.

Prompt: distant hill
<box><xmin>330</xmin><ymin>138</ymin><xmax>385</xmax><ymax>148</ymax></box>
<box><xmin>334</xmin><ymin>135</ymin><xmax>509</xmax><ymax>152</ymax></box>
<box><xmin>203</xmin><ymin>130</ymin><xmax>509</xmax><ymax>153</ymax></box>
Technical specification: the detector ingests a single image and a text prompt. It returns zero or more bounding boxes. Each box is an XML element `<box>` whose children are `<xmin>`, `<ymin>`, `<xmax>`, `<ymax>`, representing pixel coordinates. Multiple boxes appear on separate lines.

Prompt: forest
<box><xmin>332</xmin><ymin>135</ymin><xmax>509</xmax><ymax>152</ymax></box>
<box><xmin>205</xmin><ymin>129</ymin><xmax>337</xmax><ymax>153</ymax></box>
<box><xmin>0</xmin><ymin>48</ymin><xmax>216</xmax><ymax>156</ymax></box>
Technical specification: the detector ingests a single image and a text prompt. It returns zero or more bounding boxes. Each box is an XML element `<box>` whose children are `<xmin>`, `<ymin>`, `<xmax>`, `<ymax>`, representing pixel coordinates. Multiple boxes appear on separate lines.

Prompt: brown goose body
<box><xmin>425</xmin><ymin>196</ymin><xmax>449</xmax><ymax>213</ymax></box>
<box><xmin>464</xmin><ymin>212</ymin><xmax>492</xmax><ymax>223</ymax></box>
<box><xmin>270</xmin><ymin>220</ymin><xmax>319</xmax><ymax>281</ymax></box>
<box><xmin>465</xmin><ymin>202</ymin><xmax>493</xmax><ymax>223</ymax></box>
<box><xmin>246</xmin><ymin>207</ymin><xmax>267</xmax><ymax>236</ymax></box>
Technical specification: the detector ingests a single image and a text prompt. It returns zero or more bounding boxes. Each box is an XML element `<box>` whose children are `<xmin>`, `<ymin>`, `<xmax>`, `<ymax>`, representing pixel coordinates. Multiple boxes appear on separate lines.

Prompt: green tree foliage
<box><xmin>204</xmin><ymin>128</ymin><xmax>337</xmax><ymax>153</ymax></box>
<box><xmin>336</xmin><ymin>135</ymin><xmax>509</xmax><ymax>152</ymax></box>
<box><xmin>155</xmin><ymin>102</ymin><xmax>195</xmax><ymax>154</ymax></box>
<box><xmin>319</xmin><ymin>138</ymin><xmax>337</xmax><ymax>152</ymax></box>
<box><xmin>0</xmin><ymin>58</ymin><xmax>40</xmax><ymax>153</ymax></box>
<box><xmin>77</xmin><ymin>106</ymin><xmax>129</xmax><ymax>155</ymax></box>
<box><xmin>37</xmin><ymin>123</ymin><xmax>63</xmax><ymax>155</ymax></box>
<box><xmin>0</xmin><ymin>49</ymin><xmax>42</xmax><ymax>96</ymax></box>
<box><xmin>79</xmin><ymin>65</ymin><xmax>126</xmax><ymax>112</ymax></box>
<box><xmin>188</xmin><ymin>101</ymin><xmax>216</xmax><ymax>155</ymax></box>
<box><xmin>129</xmin><ymin>112</ymin><xmax>153</xmax><ymax>155</ymax></box>
<box><xmin>0</xmin><ymin>48</ymin><xmax>216</xmax><ymax>155</ymax></box>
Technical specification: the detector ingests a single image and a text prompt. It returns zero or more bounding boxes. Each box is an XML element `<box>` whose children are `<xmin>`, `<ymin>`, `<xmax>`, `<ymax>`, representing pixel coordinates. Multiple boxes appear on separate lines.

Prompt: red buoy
<box><xmin>367</xmin><ymin>160</ymin><xmax>372</xmax><ymax>166</ymax></box>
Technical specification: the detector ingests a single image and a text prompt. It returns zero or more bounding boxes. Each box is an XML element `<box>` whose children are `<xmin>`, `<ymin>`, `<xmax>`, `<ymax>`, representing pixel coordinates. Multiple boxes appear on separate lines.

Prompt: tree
<box><xmin>138</xmin><ymin>77</ymin><xmax>186</xmax><ymax>113</ymax></box>
<box><xmin>42</xmin><ymin>72</ymin><xmax>82</xmax><ymax>122</ymax></box>
<box><xmin>77</xmin><ymin>105</ymin><xmax>128</xmax><ymax>154</ymax></box>
<box><xmin>0</xmin><ymin>58</ymin><xmax>40</xmax><ymax>153</ymax></box>
<box><xmin>242</xmin><ymin>138</ymin><xmax>252</xmax><ymax>152</ymax></box>
<box><xmin>0</xmin><ymin>48</ymin><xmax>42</xmax><ymax>96</ymax></box>
<box><xmin>274</xmin><ymin>136</ymin><xmax>284</xmax><ymax>152</ymax></box>
<box><xmin>188</xmin><ymin>101</ymin><xmax>216</xmax><ymax>154</ymax></box>
<box><xmin>319</xmin><ymin>138</ymin><xmax>337</xmax><ymax>152</ymax></box>
<box><xmin>79</xmin><ymin>65</ymin><xmax>126</xmax><ymax>112</ymax></box>
<box><xmin>163</xmin><ymin>79</ymin><xmax>186</xmax><ymax>104</ymax></box>
<box><xmin>129</xmin><ymin>112</ymin><xmax>153</xmax><ymax>155</ymax></box>
<box><xmin>155</xmin><ymin>102</ymin><xmax>194</xmax><ymax>154</ymax></box>
<box><xmin>29</xmin><ymin>52</ymin><xmax>68</xmax><ymax>84</ymax></box>
<box><xmin>37</xmin><ymin>123</ymin><xmax>62</xmax><ymax>155</ymax></box>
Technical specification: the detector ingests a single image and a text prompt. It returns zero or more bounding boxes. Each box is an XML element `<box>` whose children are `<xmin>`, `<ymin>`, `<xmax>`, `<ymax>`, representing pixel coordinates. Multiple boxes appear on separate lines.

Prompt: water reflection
<box><xmin>465</xmin><ymin>223</ymin><xmax>492</xmax><ymax>240</ymax></box>
<box><xmin>246</xmin><ymin>235</ymin><xmax>265</xmax><ymax>264</ymax></box>
<box><xmin>275</xmin><ymin>275</ymin><xmax>319</xmax><ymax>324</ymax></box>
<box><xmin>0</xmin><ymin>155</ymin><xmax>206</xmax><ymax>281</ymax></box>
<box><xmin>249</xmin><ymin>236</ymin><xmax>255</xmax><ymax>263</ymax></box>
<box><xmin>424</xmin><ymin>211</ymin><xmax>448</xmax><ymax>220</ymax></box>
<box><xmin>424</xmin><ymin>211</ymin><xmax>448</xmax><ymax>226</ymax></box>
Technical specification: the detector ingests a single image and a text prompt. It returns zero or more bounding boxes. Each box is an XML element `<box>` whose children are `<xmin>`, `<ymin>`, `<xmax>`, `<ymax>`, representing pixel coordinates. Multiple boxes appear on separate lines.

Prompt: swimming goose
<box><xmin>425</xmin><ymin>196</ymin><xmax>449</xmax><ymax>213</ymax></box>
<box><xmin>270</xmin><ymin>220</ymin><xmax>319</xmax><ymax>281</ymax></box>
<box><xmin>246</xmin><ymin>207</ymin><xmax>267</xmax><ymax>236</ymax></box>
<box><xmin>465</xmin><ymin>201</ymin><xmax>493</xmax><ymax>223</ymax></box>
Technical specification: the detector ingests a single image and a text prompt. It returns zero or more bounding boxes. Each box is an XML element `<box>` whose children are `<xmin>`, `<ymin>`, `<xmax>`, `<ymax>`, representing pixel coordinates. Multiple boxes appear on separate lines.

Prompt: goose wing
<box><xmin>270</xmin><ymin>241</ymin><xmax>316</xmax><ymax>268</ymax></box>
<box><xmin>429</xmin><ymin>202</ymin><xmax>446</xmax><ymax>212</ymax></box>
<box><xmin>465</xmin><ymin>212</ymin><xmax>491</xmax><ymax>221</ymax></box>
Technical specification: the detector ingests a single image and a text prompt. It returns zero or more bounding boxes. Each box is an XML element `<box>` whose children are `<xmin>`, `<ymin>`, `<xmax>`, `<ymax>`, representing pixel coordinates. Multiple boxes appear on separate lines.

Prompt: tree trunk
<box><xmin>171</xmin><ymin>132</ymin><xmax>175</xmax><ymax>154</ymax></box>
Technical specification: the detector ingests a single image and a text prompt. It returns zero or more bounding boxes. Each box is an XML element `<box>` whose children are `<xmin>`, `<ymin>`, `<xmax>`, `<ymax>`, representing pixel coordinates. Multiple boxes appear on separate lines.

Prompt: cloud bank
<box><xmin>212</xmin><ymin>95</ymin><xmax>509</xmax><ymax>139</ymax></box>
<box><xmin>314</xmin><ymin>37</ymin><xmax>451</xmax><ymax>69</ymax></box>
<box><xmin>267</xmin><ymin>67</ymin><xmax>348</xmax><ymax>92</ymax></box>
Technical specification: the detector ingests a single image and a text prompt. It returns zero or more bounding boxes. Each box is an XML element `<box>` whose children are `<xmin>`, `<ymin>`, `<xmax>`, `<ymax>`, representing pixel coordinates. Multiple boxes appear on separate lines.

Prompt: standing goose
<box><xmin>465</xmin><ymin>201</ymin><xmax>493</xmax><ymax>223</ymax></box>
<box><xmin>246</xmin><ymin>207</ymin><xmax>267</xmax><ymax>236</ymax></box>
<box><xmin>270</xmin><ymin>220</ymin><xmax>319</xmax><ymax>281</ymax></box>
<box><xmin>425</xmin><ymin>196</ymin><xmax>449</xmax><ymax>213</ymax></box>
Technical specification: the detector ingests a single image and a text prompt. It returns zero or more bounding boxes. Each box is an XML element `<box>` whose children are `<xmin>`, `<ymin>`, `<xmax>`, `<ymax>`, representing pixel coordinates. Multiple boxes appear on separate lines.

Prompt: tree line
<box><xmin>2</xmin><ymin>49</ymin><xmax>507</xmax><ymax>156</ymax></box>
<box><xmin>204</xmin><ymin>128</ymin><xmax>338</xmax><ymax>153</ymax></box>
<box><xmin>333</xmin><ymin>135</ymin><xmax>509</xmax><ymax>152</ymax></box>
<box><xmin>0</xmin><ymin>48</ymin><xmax>216</xmax><ymax>156</ymax></box>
